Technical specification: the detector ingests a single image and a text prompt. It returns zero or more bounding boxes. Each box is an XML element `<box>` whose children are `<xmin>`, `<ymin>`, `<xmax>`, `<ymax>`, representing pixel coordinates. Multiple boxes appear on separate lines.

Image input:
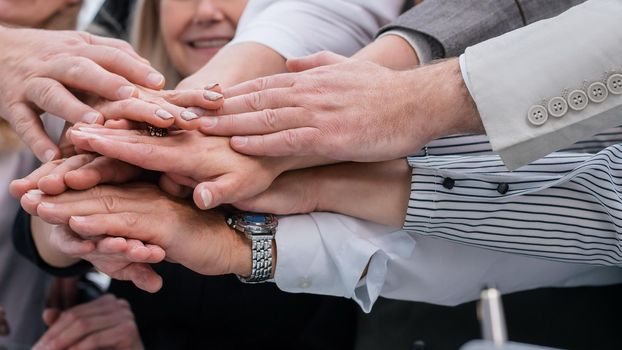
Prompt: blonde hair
<box><xmin>130</xmin><ymin>0</ymin><xmax>181</xmax><ymax>89</ymax></box>
<box><xmin>0</xmin><ymin>2</ymin><xmax>82</xmax><ymax>151</ymax></box>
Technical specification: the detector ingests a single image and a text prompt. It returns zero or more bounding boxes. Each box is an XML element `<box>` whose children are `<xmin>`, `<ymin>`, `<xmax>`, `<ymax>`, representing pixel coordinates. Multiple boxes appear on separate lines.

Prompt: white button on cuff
<box><xmin>547</xmin><ymin>97</ymin><xmax>568</xmax><ymax>118</ymax></box>
<box><xmin>528</xmin><ymin>105</ymin><xmax>548</xmax><ymax>126</ymax></box>
<box><xmin>567</xmin><ymin>90</ymin><xmax>588</xmax><ymax>111</ymax></box>
<box><xmin>607</xmin><ymin>74</ymin><xmax>622</xmax><ymax>95</ymax></box>
<box><xmin>587</xmin><ymin>82</ymin><xmax>608</xmax><ymax>103</ymax></box>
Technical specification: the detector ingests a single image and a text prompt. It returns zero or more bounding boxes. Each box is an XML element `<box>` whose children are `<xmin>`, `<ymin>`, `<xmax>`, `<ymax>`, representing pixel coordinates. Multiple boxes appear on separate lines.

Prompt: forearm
<box><xmin>353</xmin><ymin>34</ymin><xmax>420</xmax><ymax>70</ymax></box>
<box><xmin>176</xmin><ymin>42</ymin><xmax>287</xmax><ymax>90</ymax></box>
<box><xmin>31</xmin><ymin>217</ymin><xmax>81</xmax><ymax>268</ymax></box>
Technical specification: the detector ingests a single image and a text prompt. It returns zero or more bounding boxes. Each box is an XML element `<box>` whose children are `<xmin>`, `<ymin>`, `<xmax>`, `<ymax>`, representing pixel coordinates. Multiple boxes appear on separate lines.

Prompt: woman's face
<box><xmin>0</xmin><ymin>0</ymin><xmax>79</xmax><ymax>27</ymax></box>
<box><xmin>160</xmin><ymin>0</ymin><xmax>247</xmax><ymax>77</ymax></box>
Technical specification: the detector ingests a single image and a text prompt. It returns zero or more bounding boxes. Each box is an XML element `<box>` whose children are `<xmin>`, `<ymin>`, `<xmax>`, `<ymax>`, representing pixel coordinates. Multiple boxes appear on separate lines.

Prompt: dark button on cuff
<box><xmin>442</xmin><ymin>177</ymin><xmax>455</xmax><ymax>189</ymax></box>
<box><xmin>497</xmin><ymin>183</ymin><xmax>509</xmax><ymax>194</ymax></box>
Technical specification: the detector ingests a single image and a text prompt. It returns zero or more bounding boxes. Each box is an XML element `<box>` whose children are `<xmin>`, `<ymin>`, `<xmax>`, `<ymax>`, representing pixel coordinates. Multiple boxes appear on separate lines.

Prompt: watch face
<box><xmin>244</xmin><ymin>214</ymin><xmax>268</xmax><ymax>225</ymax></box>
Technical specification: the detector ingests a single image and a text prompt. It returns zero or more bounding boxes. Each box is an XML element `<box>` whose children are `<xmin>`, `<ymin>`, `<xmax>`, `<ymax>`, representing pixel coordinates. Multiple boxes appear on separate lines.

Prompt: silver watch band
<box><xmin>238</xmin><ymin>234</ymin><xmax>273</xmax><ymax>283</ymax></box>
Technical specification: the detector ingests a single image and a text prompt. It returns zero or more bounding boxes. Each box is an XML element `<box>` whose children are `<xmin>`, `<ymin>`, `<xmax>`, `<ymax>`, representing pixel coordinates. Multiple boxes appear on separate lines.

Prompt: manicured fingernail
<box><xmin>39</xmin><ymin>202</ymin><xmax>55</xmax><ymax>209</ymax></box>
<box><xmin>204</xmin><ymin>91</ymin><xmax>223</xmax><ymax>101</ymax></box>
<box><xmin>81</xmin><ymin>111</ymin><xmax>102</xmax><ymax>124</ymax></box>
<box><xmin>204</xmin><ymin>83</ymin><xmax>220</xmax><ymax>90</ymax></box>
<box><xmin>147</xmin><ymin>72</ymin><xmax>165</xmax><ymax>87</ymax></box>
<box><xmin>44</xmin><ymin>149</ymin><xmax>56</xmax><ymax>162</ymax></box>
<box><xmin>202</xmin><ymin>117</ymin><xmax>218</xmax><ymax>128</ymax></box>
<box><xmin>71</xmin><ymin>216</ymin><xmax>86</xmax><ymax>223</ymax></box>
<box><xmin>155</xmin><ymin>109</ymin><xmax>174</xmax><ymax>120</ymax></box>
<box><xmin>231</xmin><ymin>136</ymin><xmax>248</xmax><ymax>147</ymax></box>
<box><xmin>117</xmin><ymin>86</ymin><xmax>137</xmax><ymax>99</ymax></box>
<box><xmin>200</xmin><ymin>190</ymin><xmax>212</xmax><ymax>208</ymax></box>
<box><xmin>25</xmin><ymin>190</ymin><xmax>44</xmax><ymax>201</ymax></box>
<box><xmin>181</xmin><ymin>110</ymin><xmax>199</xmax><ymax>121</ymax></box>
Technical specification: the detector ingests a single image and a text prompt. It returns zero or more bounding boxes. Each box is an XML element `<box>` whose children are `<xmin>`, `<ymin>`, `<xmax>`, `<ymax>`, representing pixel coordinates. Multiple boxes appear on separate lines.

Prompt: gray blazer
<box><xmin>379</xmin><ymin>0</ymin><xmax>585</xmax><ymax>62</ymax></box>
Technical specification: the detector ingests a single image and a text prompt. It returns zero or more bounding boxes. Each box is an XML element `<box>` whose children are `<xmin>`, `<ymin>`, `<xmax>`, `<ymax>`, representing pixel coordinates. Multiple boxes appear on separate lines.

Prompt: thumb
<box><xmin>42</xmin><ymin>308</ymin><xmax>61</xmax><ymax>327</ymax></box>
<box><xmin>286</xmin><ymin>51</ymin><xmax>347</xmax><ymax>72</ymax></box>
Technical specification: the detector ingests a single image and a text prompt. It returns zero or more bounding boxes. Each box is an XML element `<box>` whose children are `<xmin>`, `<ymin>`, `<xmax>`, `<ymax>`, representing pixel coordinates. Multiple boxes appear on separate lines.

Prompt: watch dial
<box><xmin>244</xmin><ymin>214</ymin><xmax>268</xmax><ymax>224</ymax></box>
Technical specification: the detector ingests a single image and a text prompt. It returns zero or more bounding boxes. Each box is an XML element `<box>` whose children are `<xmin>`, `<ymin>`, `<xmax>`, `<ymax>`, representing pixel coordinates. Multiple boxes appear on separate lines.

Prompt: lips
<box><xmin>187</xmin><ymin>38</ymin><xmax>231</xmax><ymax>49</ymax></box>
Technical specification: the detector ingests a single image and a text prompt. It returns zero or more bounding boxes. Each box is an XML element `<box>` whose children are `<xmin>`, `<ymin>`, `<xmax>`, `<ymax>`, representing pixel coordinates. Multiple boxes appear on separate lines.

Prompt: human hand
<box><xmin>34</xmin><ymin>295</ymin><xmax>144</xmax><ymax>350</ymax></box>
<box><xmin>0</xmin><ymin>26</ymin><xmax>166</xmax><ymax>161</ymax></box>
<box><xmin>201</xmin><ymin>52</ymin><xmax>482</xmax><ymax>162</ymax></box>
<box><xmin>28</xmin><ymin>183</ymin><xmax>252</xmax><ymax>279</ymax></box>
<box><xmin>67</xmin><ymin>124</ymin><xmax>296</xmax><ymax>210</ymax></box>
<box><xmin>10</xmin><ymin>154</ymin><xmax>142</xmax><ymax>199</ymax></box>
<box><xmin>237</xmin><ymin>160</ymin><xmax>412</xmax><ymax>228</ymax></box>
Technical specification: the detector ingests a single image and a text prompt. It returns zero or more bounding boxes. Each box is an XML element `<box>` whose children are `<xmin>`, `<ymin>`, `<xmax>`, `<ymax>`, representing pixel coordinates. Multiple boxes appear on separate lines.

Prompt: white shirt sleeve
<box><xmin>274</xmin><ymin>213</ymin><xmax>622</xmax><ymax>312</ymax></box>
<box><xmin>228</xmin><ymin>0</ymin><xmax>405</xmax><ymax>58</ymax></box>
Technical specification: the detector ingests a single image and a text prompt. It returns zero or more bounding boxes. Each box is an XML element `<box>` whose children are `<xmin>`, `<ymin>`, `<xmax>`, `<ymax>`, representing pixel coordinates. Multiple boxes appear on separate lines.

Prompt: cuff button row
<box><xmin>528</xmin><ymin>73</ymin><xmax>622</xmax><ymax>127</ymax></box>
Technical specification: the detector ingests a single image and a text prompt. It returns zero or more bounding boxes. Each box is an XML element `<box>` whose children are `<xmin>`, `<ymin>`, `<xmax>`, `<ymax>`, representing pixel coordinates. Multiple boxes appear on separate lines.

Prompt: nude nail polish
<box><xmin>181</xmin><ymin>110</ymin><xmax>199</xmax><ymax>121</ymax></box>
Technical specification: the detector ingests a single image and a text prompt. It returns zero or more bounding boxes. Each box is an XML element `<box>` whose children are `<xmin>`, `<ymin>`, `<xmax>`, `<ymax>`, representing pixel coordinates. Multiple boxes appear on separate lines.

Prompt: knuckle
<box><xmin>65</xmin><ymin>60</ymin><xmax>88</xmax><ymax>81</ymax></box>
<box><xmin>37</xmin><ymin>81</ymin><xmax>62</xmax><ymax>108</ymax></box>
<box><xmin>120</xmin><ymin>212</ymin><xmax>139</xmax><ymax>228</ymax></box>
<box><xmin>262</xmin><ymin>109</ymin><xmax>279</xmax><ymax>130</ymax></box>
<box><xmin>283</xmin><ymin>129</ymin><xmax>299</xmax><ymax>150</ymax></box>
<box><xmin>243</xmin><ymin>92</ymin><xmax>263</xmax><ymax>111</ymax></box>
<box><xmin>252</xmin><ymin>77</ymin><xmax>270</xmax><ymax>91</ymax></box>
<box><xmin>99</xmin><ymin>195</ymin><xmax>119</xmax><ymax>213</ymax></box>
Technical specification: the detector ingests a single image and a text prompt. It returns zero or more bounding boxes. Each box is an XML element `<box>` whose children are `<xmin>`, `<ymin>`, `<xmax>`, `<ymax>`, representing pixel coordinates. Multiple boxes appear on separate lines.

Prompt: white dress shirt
<box><xmin>229</xmin><ymin>0</ymin><xmax>405</xmax><ymax>58</ymax></box>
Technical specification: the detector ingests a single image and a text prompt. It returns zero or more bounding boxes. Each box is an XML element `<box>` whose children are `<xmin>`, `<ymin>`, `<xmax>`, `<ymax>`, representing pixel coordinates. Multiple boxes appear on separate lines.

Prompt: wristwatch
<box><xmin>226</xmin><ymin>212</ymin><xmax>278</xmax><ymax>283</ymax></box>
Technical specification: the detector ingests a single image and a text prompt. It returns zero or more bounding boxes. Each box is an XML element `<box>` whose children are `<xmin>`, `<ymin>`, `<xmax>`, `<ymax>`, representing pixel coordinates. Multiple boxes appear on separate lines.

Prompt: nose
<box><xmin>194</xmin><ymin>0</ymin><xmax>225</xmax><ymax>25</ymax></box>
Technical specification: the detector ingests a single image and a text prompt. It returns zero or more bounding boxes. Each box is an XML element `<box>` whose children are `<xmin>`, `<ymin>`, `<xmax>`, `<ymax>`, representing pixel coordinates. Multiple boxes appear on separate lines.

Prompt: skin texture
<box><xmin>33</xmin><ymin>295</ymin><xmax>143</xmax><ymax>350</ymax></box>
<box><xmin>159</xmin><ymin>0</ymin><xmax>247</xmax><ymax>77</ymax></box>
<box><xmin>0</xmin><ymin>0</ymin><xmax>79</xmax><ymax>28</ymax></box>
<box><xmin>199</xmin><ymin>52</ymin><xmax>483</xmax><ymax>162</ymax></box>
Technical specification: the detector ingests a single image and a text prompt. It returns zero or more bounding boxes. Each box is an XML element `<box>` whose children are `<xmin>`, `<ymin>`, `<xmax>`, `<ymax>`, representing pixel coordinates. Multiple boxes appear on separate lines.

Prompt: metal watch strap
<box><xmin>238</xmin><ymin>234</ymin><xmax>273</xmax><ymax>283</ymax></box>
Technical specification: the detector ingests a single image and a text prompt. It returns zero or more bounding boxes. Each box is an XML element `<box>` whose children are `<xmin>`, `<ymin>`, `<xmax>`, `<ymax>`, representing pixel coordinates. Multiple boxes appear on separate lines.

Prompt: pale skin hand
<box><xmin>34</xmin><ymin>295</ymin><xmax>144</xmax><ymax>350</ymax></box>
<box><xmin>236</xmin><ymin>159</ymin><xmax>412</xmax><ymax>228</ymax></box>
<box><xmin>66</xmin><ymin>124</ymin><xmax>323</xmax><ymax>210</ymax></box>
<box><xmin>199</xmin><ymin>51</ymin><xmax>483</xmax><ymax>162</ymax></box>
<box><xmin>27</xmin><ymin>183</ymin><xmax>253</xmax><ymax>281</ymax></box>
<box><xmin>0</xmin><ymin>26</ymin><xmax>166</xmax><ymax>161</ymax></box>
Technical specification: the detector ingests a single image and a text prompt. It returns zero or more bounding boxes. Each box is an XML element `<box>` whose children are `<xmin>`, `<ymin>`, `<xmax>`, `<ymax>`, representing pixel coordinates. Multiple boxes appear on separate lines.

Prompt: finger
<box><xmin>67</xmin><ymin>320</ymin><xmax>139</xmax><ymax>350</ymax></box>
<box><xmin>164</xmin><ymin>88</ymin><xmax>224</xmax><ymax>110</ymax></box>
<box><xmin>198</xmin><ymin>107</ymin><xmax>309</xmax><ymax>136</ymax></box>
<box><xmin>64</xmin><ymin>157</ymin><xmax>143</xmax><ymax>190</ymax></box>
<box><xmin>26</xmin><ymin>77</ymin><xmax>103</xmax><ymax>125</ymax></box>
<box><xmin>73</xmin><ymin>40</ymin><xmax>165</xmax><ymax>90</ymax></box>
<box><xmin>224</xmin><ymin>73</ymin><xmax>296</xmax><ymax>98</ymax></box>
<box><xmin>159</xmin><ymin>174</ymin><xmax>193</xmax><ymax>198</ymax></box>
<box><xmin>42</xmin><ymin>308</ymin><xmax>62</xmax><ymax>327</ymax></box>
<box><xmin>68</xmin><ymin>129</ymin><xmax>192</xmax><ymax>173</ymax></box>
<box><xmin>230</xmin><ymin>128</ymin><xmax>320</xmax><ymax>157</ymax></box>
<box><xmin>35</xmin><ymin>295</ymin><xmax>118</xmax><ymax>347</ymax></box>
<box><xmin>49</xmin><ymin>225</ymin><xmax>96</xmax><ymax>257</ymax></box>
<box><xmin>192</xmin><ymin>174</ymin><xmax>264</xmax><ymax>210</ymax></box>
<box><xmin>95</xmin><ymin>98</ymin><xmax>175</xmax><ymax>128</ymax></box>
<box><xmin>217</xmin><ymin>88</ymin><xmax>299</xmax><ymax>115</ymax></box>
<box><xmin>80</xmin><ymin>32</ymin><xmax>150</xmax><ymax>64</ymax></box>
<box><xmin>21</xmin><ymin>190</ymin><xmax>46</xmax><ymax>216</ymax></box>
<box><xmin>125</xmin><ymin>239</ymin><xmax>165</xmax><ymax>263</ymax></box>
<box><xmin>36</xmin><ymin>195</ymin><xmax>140</xmax><ymax>225</ymax></box>
<box><xmin>6</xmin><ymin>103</ymin><xmax>60</xmax><ymax>162</ymax></box>
<box><xmin>38</xmin><ymin>154</ymin><xmax>97</xmax><ymax>195</ymax></box>
<box><xmin>286</xmin><ymin>51</ymin><xmax>347</xmax><ymax>72</ymax></box>
<box><xmin>103</xmin><ymin>119</ymin><xmax>141</xmax><ymax>130</ymax></box>
<box><xmin>10</xmin><ymin>161</ymin><xmax>61</xmax><ymax>199</ymax></box>
<box><xmin>68</xmin><ymin>213</ymin><xmax>159</xmax><ymax>243</ymax></box>
<box><xmin>45</xmin><ymin>56</ymin><xmax>139</xmax><ymax>102</ymax></box>
<box><xmin>119</xmin><ymin>263</ymin><xmax>163</xmax><ymax>293</ymax></box>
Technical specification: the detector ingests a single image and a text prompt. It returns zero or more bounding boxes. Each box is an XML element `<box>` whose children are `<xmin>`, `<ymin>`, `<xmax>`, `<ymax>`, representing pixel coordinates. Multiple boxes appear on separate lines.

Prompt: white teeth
<box><xmin>191</xmin><ymin>39</ymin><xmax>230</xmax><ymax>48</ymax></box>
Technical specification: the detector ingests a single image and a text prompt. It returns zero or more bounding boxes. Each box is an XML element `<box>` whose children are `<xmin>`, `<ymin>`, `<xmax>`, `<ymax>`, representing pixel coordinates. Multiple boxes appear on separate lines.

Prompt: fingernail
<box><xmin>44</xmin><ymin>149</ymin><xmax>56</xmax><ymax>162</ymax></box>
<box><xmin>155</xmin><ymin>109</ymin><xmax>174</xmax><ymax>120</ymax></box>
<box><xmin>147</xmin><ymin>72</ymin><xmax>165</xmax><ymax>87</ymax></box>
<box><xmin>204</xmin><ymin>83</ymin><xmax>220</xmax><ymax>90</ymax></box>
<box><xmin>231</xmin><ymin>136</ymin><xmax>248</xmax><ymax>147</ymax></box>
<box><xmin>25</xmin><ymin>189</ymin><xmax>44</xmax><ymax>201</ymax></box>
<box><xmin>202</xmin><ymin>117</ymin><xmax>218</xmax><ymax>128</ymax></box>
<box><xmin>39</xmin><ymin>202</ymin><xmax>55</xmax><ymax>209</ymax></box>
<box><xmin>181</xmin><ymin>110</ymin><xmax>199</xmax><ymax>121</ymax></box>
<box><xmin>200</xmin><ymin>190</ymin><xmax>212</xmax><ymax>208</ymax></box>
<box><xmin>204</xmin><ymin>91</ymin><xmax>223</xmax><ymax>101</ymax></box>
<box><xmin>71</xmin><ymin>216</ymin><xmax>86</xmax><ymax>223</ymax></box>
<box><xmin>117</xmin><ymin>86</ymin><xmax>137</xmax><ymax>99</ymax></box>
<box><xmin>81</xmin><ymin>111</ymin><xmax>102</xmax><ymax>124</ymax></box>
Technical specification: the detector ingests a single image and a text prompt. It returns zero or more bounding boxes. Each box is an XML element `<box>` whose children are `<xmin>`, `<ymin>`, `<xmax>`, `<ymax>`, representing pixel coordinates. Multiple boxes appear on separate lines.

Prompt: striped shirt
<box><xmin>403</xmin><ymin>127</ymin><xmax>622</xmax><ymax>266</ymax></box>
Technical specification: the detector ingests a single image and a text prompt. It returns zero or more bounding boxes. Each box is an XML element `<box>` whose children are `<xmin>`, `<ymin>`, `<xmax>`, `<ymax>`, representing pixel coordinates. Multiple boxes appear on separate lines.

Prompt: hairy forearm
<box><xmin>31</xmin><ymin>217</ymin><xmax>80</xmax><ymax>268</ymax></box>
<box><xmin>353</xmin><ymin>34</ymin><xmax>420</xmax><ymax>70</ymax></box>
<box><xmin>177</xmin><ymin>42</ymin><xmax>287</xmax><ymax>90</ymax></box>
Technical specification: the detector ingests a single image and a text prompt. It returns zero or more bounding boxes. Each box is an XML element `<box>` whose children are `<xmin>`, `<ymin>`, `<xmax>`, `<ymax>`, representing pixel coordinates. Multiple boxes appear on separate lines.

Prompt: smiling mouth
<box><xmin>187</xmin><ymin>38</ymin><xmax>231</xmax><ymax>49</ymax></box>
